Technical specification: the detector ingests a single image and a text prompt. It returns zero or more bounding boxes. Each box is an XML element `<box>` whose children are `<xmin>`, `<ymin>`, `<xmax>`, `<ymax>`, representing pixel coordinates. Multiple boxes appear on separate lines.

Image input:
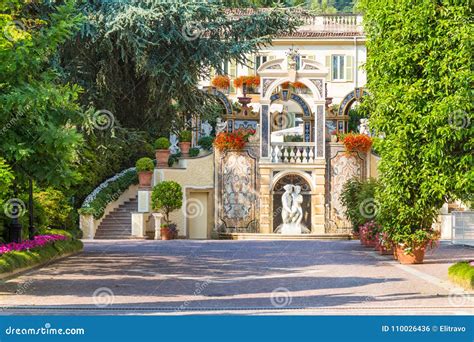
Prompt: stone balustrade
<box><xmin>270</xmin><ymin>142</ymin><xmax>317</xmax><ymax>164</ymax></box>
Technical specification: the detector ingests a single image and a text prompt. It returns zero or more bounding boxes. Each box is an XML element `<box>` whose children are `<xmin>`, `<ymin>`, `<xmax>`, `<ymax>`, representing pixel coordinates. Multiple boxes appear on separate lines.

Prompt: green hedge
<box><xmin>78</xmin><ymin>169</ymin><xmax>138</xmax><ymax>219</ymax></box>
<box><xmin>448</xmin><ymin>261</ymin><xmax>474</xmax><ymax>290</ymax></box>
<box><xmin>0</xmin><ymin>239</ymin><xmax>83</xmax><ymax>274</ymax></box>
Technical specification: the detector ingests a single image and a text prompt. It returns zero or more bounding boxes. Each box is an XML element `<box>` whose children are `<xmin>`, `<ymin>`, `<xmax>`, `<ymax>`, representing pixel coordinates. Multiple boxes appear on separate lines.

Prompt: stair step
<box><xmin>94</xmin><ymin>196</ymin><xmax>137</xmax><ymax>240</ymax></box>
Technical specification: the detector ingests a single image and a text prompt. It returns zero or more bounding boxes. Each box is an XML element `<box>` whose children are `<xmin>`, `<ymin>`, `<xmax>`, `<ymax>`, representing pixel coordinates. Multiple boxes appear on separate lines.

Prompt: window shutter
<box><xmin>345</xmin><ymin>55</ymin><xmax>353</xmax><ymax>82</ymax></box>
<box><xmin>325</xmin><ymin>55</ymin><xmax>332</xmax><ymax>81</ymax></box>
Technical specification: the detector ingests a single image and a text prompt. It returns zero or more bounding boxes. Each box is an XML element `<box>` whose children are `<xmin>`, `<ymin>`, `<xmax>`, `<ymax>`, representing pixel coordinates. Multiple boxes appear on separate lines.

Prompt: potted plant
<box><xmin>151</xmin><ymin>180</ymin><xmax>183</xmax><ymax>240</ymax></box>
<box><xmin>375</xmin><ymin>231</ymin><xmax>393</xmax><ymax>255</ymax></box>
<box><xmin>189</xmin><ymin>147</ymin><xmax>200</xmax><ymax>157</ymax></box>
<box><xmin>391</xmin><ymin>228</ymin><xmax>440</xmax><ymax>264</ymax></box>
<box><xmin>154</xmin><ymin>137</ymin><xmax>171</xmax><ymax>167</ymax></box>
<box><xmin>179</xmin><ymin>130</ymin><xmax>192</xmax><ymax>155</ymax></box>
<box><xmin>330</xmin><ymin>130</ymin><xmax>338</xmax><ymax>142</ymax></box>
<box><xmin>135</xmin><ymin>157</ymin><xmax>154</xmax><ymax>187</ymax></box>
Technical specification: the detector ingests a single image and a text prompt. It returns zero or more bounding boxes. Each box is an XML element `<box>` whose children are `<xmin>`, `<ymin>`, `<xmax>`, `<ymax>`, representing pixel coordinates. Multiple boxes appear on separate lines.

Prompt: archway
<box><xmin>327</xmin><ymin>87</ymin><xmax>369</xmax><ymax>134</ymax></box>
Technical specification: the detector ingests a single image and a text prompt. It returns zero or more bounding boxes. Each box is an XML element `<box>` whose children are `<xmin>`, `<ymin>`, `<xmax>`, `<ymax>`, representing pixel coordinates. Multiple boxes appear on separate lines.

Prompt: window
<box><xmin>255</xmin><ymin>55</ymin><xmax>268</xmax><ymax>71</ymax></box>
<box><xmin>332</xmin><ymin>55</ymin><xmax>345</xmax><ymax>80</ymax></box>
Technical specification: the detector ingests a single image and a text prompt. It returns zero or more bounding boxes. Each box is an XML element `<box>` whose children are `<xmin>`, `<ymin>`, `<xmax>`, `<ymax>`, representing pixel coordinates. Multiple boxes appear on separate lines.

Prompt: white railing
<box><xmin>301</xmin><ymin>14</ymin><xmax>363</xmax><ymax>33</ymax></box>
<box><xmin>452</xmin><ymin>211</ymin><xmax>474</xmax><ymax>246</ymax></box>
<box><xmin>270</xmin><ymin>142</ymin><xmax>317</xmax><ymax>164</ymax></box>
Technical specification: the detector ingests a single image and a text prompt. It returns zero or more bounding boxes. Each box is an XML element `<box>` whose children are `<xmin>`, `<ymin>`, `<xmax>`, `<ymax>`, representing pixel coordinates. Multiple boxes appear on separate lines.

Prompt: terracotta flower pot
<box><xmin>138</xmin><ymin>171</ymin><xmax>153</xmax><ymax>187</ymax></box>
<box><xmin>155</xmin><ymin>149</ymin><xmax>170</xmax><ymax>167</ymax></box>
<box><xmin>396</xmin><ymin>245</ymin><xmax>426</xmax><ymax>264</ymax></box>
<box><xmin>179</xmin><ymin>142</ymin><xmax>191</xmax><ymax>155</ymax></box>
<box><xmin>161</xmin><ymin>227</ymin><xmax>172</xmax><ymax>240</ymax></box>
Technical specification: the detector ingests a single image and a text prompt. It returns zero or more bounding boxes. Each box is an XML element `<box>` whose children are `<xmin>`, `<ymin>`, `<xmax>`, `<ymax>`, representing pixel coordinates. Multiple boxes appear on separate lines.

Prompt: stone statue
<box><xmin>275</xmin><ymin>184</ymin><xmax>310</xmax><ymax>234</ymax></box>
<box><xmin>358</xmin><ymin>118</ymin><xmax>370</xmax><ymax>136</ymax></box>
<box><xmin>216</xmin><ymin>118</ymin><xmax>228</xmax><ymax>134</ymax></box>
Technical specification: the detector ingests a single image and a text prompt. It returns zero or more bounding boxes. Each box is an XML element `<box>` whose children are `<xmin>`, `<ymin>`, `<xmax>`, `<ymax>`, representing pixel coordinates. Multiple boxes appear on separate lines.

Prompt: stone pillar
<box><xmin>79</xmin><ymin>214</ymin><xmax>95</xmax><ymax>239</ymax></box>
<box><xmin>260</xmin><ymin>103</ymin><xmax>270</xmax><ymax>161</ymax></box>
<box><xmin>137</xmin><ymin>189</ymin><xmax>151</xmax><ymax>213</ymax></box>
<box><xmin>259</xmin><ymin>166</ymin><xmax>272</xmax><ymax>234</ymax></box>
<box><xmin>152</xmin><ymin>213</ymin><xmax>164</xmax><ymax>240</ymax></box>
<box><xmin>131</xmin><ymin>213</ymin><xmax>149</xmax><ymax>238</ymax></box>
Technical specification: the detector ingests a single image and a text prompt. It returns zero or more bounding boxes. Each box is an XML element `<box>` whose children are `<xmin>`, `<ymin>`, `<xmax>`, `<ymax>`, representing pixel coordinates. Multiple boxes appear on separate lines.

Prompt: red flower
<box><xmin>342</xmin><ymin>133</ymin><xmax>373</xmax><ymax>153</ymax></box>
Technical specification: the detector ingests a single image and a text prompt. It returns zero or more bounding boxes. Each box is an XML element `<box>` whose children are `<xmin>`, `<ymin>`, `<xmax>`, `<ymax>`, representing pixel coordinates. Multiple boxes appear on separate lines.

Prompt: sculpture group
<box><xmin>275</xmin><ymin>184</ymin><xmax>310</xmax><ymax>234</ymax></box>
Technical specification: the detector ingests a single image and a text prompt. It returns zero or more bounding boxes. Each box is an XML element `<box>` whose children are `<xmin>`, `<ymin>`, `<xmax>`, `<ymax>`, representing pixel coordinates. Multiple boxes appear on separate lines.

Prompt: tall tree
<box><xmin>360</xmin><ymin>0</ymin><xmax>473</xmax><ymax>236</ymax></box>
<box><xmin>62</xmin><ymin>0</ymin><xmax>301</xmax><ymax>135</ymax></box>
<box><xmin>0</xmin><ymin>0</ymin><xmax>84</xmax><ymax>240</ymax></box>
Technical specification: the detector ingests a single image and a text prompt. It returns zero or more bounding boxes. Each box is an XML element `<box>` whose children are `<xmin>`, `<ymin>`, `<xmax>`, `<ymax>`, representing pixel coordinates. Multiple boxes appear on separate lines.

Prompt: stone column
<box><xmin>260</xmin><ymin>102</ymin><xmax>270</xmax><ymax>161</ymax></box>
<box><xmin>259</xmin><ymin>165</ymin><xmax>272</xmax><ymax>234</ymax></box>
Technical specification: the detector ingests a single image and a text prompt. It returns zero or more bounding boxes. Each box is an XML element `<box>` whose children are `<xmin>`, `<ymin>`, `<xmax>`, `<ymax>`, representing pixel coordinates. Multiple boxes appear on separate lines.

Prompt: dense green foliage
<box><xmin>78</xmin><ymin>170</ymin><xmax>138</xmax><ymax>219</ymax></box>
<box><xmin>198</xmin><ymin>136</ymin><xmax>214</xmax><ymax>150</ymax></box>
<box><xmin>360</xmin><ymin>0</ymin><xmax>473</xmax><ymax>241</ymax></box>
<box><xmin>189</xmin><ymin>147</ymin><xmax>201</xmax><ymax>157</ymax></box>
<box><xmin>340</xmin><ymin>178</ymin><xmax>378</xmax><ymax>232</ymax></box>
<box><xmin>62</xmin><ymin>0</ymin><xmax>301</xmax><ymax>135</ymax></box>
<box><xmin>0</xmin><ymin>0</ymin><xmax>84</xmax><ymax>188</ymax></box>
<box><xmin>152</xmin><ymin>181</ymin><xmax>183</xmax><ymax>224</ymax></box>
<box><xmin>135</xmin><ymin>158</ymin><xmax>154</xmax><ymax>172</ymax></box>
<box><xmin>448</xmin><ymin>262</ymin><xmax>474</xmax><ymax>290</ymax></box>
<box><xmin>0</xmin><ymin>238</ymin><xmax>83</xmax><ymax>274</ymax></box>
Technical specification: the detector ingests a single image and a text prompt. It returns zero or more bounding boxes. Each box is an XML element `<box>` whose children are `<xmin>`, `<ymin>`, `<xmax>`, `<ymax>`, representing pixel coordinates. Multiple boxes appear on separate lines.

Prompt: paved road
<box><xmin>0</xmin><ymin>240</ymin><xmax>473</xmax><ymax>315</ymax></box>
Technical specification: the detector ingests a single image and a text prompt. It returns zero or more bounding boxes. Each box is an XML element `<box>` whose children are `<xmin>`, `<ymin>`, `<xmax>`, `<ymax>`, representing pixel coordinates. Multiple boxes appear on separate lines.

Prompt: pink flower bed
<box><xmin>0</xmin><ymin>234</ymin><xmax>67</xmax><ymax>255</ymax></box>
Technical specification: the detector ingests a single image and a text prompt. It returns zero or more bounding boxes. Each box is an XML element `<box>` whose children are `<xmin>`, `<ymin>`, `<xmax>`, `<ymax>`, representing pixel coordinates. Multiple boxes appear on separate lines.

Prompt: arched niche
<box><xmin>271</xmin><ymin>173</ymin><xmax>312</xmax><ymax>233</ymax></box>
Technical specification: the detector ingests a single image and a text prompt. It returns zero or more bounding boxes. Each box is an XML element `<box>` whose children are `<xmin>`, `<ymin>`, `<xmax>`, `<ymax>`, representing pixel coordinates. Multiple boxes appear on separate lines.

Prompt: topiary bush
<box><xmin>198</xmin><ymin>136</ymin><xmax>214</xmax><ymax>151</ymax></box>
<box><xmin>78</xmin><ymin>169</ymin><xmax>138</xmax><ymax>219</ymax></box>
<box><xmin>179</xmin><ymin>130</ymin><xmax>192</xmax><ymax>142</ymax></box>
<box><xmin>189</xmin><ymin>147</ymin><xmax>200</xmax><ymax>157</ymax></box>
<box><xmin>135</xmin><ymin>157</ymin><xmax>154</xmax><ymax>172</ymax></box>
<box><xmin>151</xmin><ymin>181</ymin><xmax>183</xmax><ymax>224</ymax></box>
<box><xmin>154</xmin><ymin>137</ymin><xmax>170</xmax><ymax>150</ymax></box>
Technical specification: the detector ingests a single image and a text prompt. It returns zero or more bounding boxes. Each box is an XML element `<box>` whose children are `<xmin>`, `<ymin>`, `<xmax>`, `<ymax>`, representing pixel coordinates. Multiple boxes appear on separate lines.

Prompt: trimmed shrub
<box><xmin>198</xmin><ymin>136</ymin><xmax>214</xmax><ymax>151</ymax></box>
<box><xmin>179</xmin><ymin>130</ymin><xmax>192</xmax><ymax>142</ymax></box>
<box><xmin>154</xmin><ymin>137</ymin><xmax>170</xmax><ymax>150</ymax></box>
<box><xmin>448</xmin><ymin>261</ymin><xmax>474</xmax><ymax>290</ymax></box>
<box><xmin>33</xmin><ymin>188</ymin><xmax>74</xmax><ymax>229</ymax></box>
<box><xmin>189</xmin><ymin>147</ymin><xmax>200</xmax><ymax>157</ymax></box>
<box><xmin>136</xmin><ymin>157</ymin><xmax>154</xmax><ymax>172</ymax></box>
<box><xmin>152</xmin><ymin>181</ymin><xmax>182</xmax><ymax>224</ymax></box>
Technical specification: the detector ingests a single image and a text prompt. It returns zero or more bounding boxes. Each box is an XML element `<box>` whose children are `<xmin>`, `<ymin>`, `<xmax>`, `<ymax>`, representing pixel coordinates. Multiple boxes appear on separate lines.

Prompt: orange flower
<box><xmin>342</xmin><ymin>133</ymin><xmax>373</xmax><ymax>153</ymax></box>
<box><xmin>211</xmin><ymin>75</ymin><xmax>230</xmax><ymax>89</ymax></box>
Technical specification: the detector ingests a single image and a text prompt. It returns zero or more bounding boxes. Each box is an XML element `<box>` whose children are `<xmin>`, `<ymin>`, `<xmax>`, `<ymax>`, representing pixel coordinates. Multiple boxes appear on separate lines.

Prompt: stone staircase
<box><xmin>94</xmin><ymin>197</ymin><xmax>137</xmax><ymax>239</ymax></box>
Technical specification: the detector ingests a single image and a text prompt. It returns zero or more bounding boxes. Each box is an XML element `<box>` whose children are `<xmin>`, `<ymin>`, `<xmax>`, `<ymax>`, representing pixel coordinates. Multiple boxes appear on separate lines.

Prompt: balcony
<box><xmin>270</xmin><ymin>142</ymin><xmax>317</xmax><ymax>164</ymax></box>
<box><xmin>300</xmin><ymin>14</ymin><xmax>363</xmax><ymax>33</ymax></box>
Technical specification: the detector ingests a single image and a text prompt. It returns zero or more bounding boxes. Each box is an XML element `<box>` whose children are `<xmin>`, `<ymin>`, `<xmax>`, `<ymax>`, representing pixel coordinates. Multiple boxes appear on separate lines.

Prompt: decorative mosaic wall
<box><xmin>215</xmin><ymin>146</ymin><xmax>259</xmax><ymax>233</ymax></box>
<box><xmin>326</xmin><ymin>144</ymin><xmax>367</xmax><ymax>233</ymax></box>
